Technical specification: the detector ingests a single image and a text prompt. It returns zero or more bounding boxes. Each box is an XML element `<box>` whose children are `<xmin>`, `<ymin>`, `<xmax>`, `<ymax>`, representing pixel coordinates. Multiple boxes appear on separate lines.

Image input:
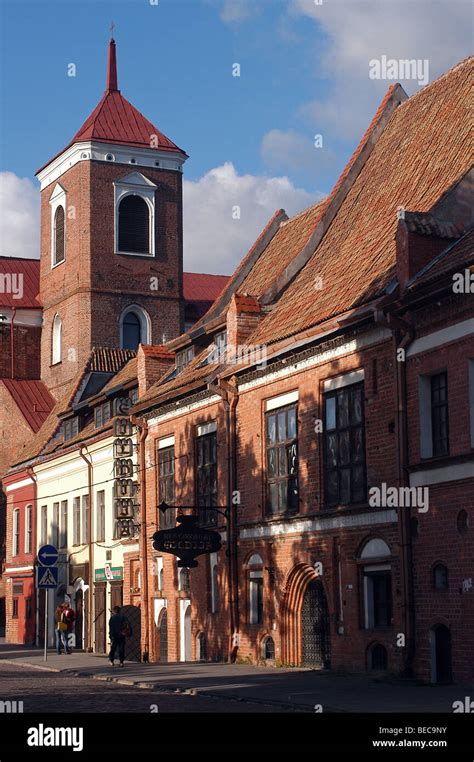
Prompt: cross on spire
<box><xmin>110</xmin><ymin>20</ymin><xmax>115</xmax><ymax>39</ymax></box>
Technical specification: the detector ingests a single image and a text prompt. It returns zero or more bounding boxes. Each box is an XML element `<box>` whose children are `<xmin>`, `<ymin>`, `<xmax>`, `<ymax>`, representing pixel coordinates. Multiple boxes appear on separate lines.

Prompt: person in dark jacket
<box><xmin>108</xmin><ymin>606</ymin><xmax>131</xmax><ymax>667</ymax></box>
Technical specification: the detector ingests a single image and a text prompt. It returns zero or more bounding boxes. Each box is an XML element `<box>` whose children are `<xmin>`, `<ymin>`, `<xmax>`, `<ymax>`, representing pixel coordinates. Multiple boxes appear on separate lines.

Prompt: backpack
<box><xmin>121</xmin><ymin>617</ymin><xmax>132</xmax><ymax>637</ymax></box>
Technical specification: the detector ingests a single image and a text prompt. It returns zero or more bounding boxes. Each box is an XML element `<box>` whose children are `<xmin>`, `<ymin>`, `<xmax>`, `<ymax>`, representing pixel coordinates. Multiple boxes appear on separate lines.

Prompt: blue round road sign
<box><xmin>38</xmin><ymin>544</ymin><xmax>59</xmax><ymax>566</ymax></box>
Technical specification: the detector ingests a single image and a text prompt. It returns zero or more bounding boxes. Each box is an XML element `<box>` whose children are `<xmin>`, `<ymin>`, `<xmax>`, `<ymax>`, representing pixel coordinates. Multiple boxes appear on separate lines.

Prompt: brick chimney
<box><xmin>396</xmin><ymin>211</ymin><xmax>460</xmax><ymax>291</ymax></box>
<box><xmin>137</xmin><ymin>344</ymin><xmax>174</xmax><ymax>397</ymax></box>
<box><xmin>226</xmin><ymin>294</ymin><xmax>262</xmax><ymax>354</ymax></box>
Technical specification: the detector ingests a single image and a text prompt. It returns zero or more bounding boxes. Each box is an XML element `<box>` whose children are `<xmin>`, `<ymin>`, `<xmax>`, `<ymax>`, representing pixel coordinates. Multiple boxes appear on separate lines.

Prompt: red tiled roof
<box><xmin>0</xmin><ymin>257</ymin><xmax>41</xmax><ymax>309</ymax></box>
<box><xmin>37</xmin><ymin>40</ymin><xmax>186</xmax><ymax>175</ymax></box>
<box><xmin>183</xmin><ymin>273</ymin><xmax>230</xmax><ymax>302</ymax></box>
<box><xmin>88</xmin><ymin>347</ymin><xmax>136</xmax><ymax>373</ymax></box>
<box><xmin>250</xmin><ymin>57</ymin><xmax>473</xmax><ymax>347</ymax></box>
<box><xmin>1</xmin><ymin>379</ymin><xmax>55</xmax><ymax>432</ymax></box>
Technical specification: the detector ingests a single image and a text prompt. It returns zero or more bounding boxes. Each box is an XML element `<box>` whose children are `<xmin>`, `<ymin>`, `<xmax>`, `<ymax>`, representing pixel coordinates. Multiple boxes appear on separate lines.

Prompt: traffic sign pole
<box><xmin>44</xmin><ymin>589</ymin><xmax>48</xmax><ymax>662</ymax></box>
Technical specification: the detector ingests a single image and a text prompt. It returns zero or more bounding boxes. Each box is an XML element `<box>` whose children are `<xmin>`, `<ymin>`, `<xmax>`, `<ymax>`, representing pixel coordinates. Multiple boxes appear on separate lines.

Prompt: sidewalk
<box><xmin>0</xmin><ymin>641</ymin><xmax>471</xmax><ymax>713</ymax></box>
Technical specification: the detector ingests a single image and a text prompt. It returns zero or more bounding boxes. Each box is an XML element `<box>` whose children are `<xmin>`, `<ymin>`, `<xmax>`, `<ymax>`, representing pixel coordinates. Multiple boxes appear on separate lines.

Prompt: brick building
<box><xmin>131</xmin><ymin>58</ymin><xmax>473</xmax><ymax>682</ymax></box>
<box><xmin>1</xmin><ymin>39</ymin><xmax>228</xmax><ymax>645</ymax></box>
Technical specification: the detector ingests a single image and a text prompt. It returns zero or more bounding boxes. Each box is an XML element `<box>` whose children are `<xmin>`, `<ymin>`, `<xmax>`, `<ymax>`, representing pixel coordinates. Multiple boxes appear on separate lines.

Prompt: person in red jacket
<box><xmin>62</xmin><ymin>601</ymin><xmax>76</xmax><ymax>654</ymax></box>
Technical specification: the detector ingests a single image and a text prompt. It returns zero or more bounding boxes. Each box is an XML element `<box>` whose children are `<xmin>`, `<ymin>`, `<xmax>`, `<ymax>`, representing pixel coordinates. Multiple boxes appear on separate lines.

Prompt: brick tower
<box><xmin>37</xmin><ymin>38</ymin><xmax>187</xmax><ymax>399</ymax></box>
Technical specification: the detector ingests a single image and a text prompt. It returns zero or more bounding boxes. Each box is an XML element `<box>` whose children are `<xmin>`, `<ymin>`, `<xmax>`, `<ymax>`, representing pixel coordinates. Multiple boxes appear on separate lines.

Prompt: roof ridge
<box><xmin>396</xmin><ymin>55</ymin><xmax>473</xmax><ymax>111</ymax></box>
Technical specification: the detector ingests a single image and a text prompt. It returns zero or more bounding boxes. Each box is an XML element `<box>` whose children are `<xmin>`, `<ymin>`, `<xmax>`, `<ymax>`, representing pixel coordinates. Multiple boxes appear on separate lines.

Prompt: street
<box><xmin>0</xmin><ymin>662</ymin><xmax>289</xmax><ymax>713</ymax></box>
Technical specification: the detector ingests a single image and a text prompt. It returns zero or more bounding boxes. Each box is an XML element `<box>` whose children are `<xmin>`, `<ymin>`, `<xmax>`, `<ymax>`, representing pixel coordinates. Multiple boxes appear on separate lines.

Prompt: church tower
<box><xmin>37</xmin><ymin>39</ymin><xmax>187</xmax><ymax>398</ymax></box>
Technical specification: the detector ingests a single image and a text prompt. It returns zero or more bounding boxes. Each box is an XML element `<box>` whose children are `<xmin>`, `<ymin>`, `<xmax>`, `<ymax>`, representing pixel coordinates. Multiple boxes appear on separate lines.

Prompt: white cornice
<box><xmin>37</xmin><ymin>140</ymin><xmax>187</xmax><ymax>190</ymax></box>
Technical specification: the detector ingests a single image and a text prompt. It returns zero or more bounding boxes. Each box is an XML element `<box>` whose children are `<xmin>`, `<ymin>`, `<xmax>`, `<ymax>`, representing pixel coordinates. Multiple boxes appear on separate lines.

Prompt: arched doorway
<box><xmin>430</xmin><ymin>624</ymin><xmax>452</xmax><ymax>684</ymax></box>
<box><xmin>301</xmin><ymin>579</ymin><xmax>330</xmax><ymax>668</ymax></box>
<box><xmin>158</xmin><ymin>609</ymin><xmax>168</xmax><ymax>663</ymax></box>
<box><xmin>281</xmin><ymin>563</ymin><xmax>331</xmax><ymax>667</ymax></box>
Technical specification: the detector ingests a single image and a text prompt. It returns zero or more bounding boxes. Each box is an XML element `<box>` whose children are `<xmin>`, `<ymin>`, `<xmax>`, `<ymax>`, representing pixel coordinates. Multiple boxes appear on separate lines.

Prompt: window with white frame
<box><xmin>60</xmin><ymin>501</ymin><xmax>68</xmax><ymax>549</ymax></box>
<box><xmin>13</xmin><ymin>509</ymin><xmax>20</xmax><ymax>556</ymax></box>
<box><xmin>360</xmin><ymin>538</ymin><xmax>392</xmax><ymax>629</ymax></box>
<box><xmin>52</xmin><ymin>502</ymin><xmax>60</xmax><ymax>548</ymax></box>
<box><xmin>73</xmin><ymin>497</ymin><xmax>81</xmax><ymax>545</ymax></box>
<box><xmin>114</xmin><ymin>172</ymin><xmax>157</xmax><ymax>257</ymax></box>
<box><xmin>119</xmin><ymin>305</ymin><xmax>150</xmax><ymax>350</ymax></box>
<box><xmin>96</xmin><ymin>490</ymin><xmax>105</xmax><ymax>542</ymax></box>
<box><xmin>52</xmin><ymin>314</ymin><xmax>62</xmax><ymax>365</ymax></box>
<box><xmin>25</xmin><ymin>505</ymin><xmax>32</xmax><ymax>554</ymax></box>
<box><xmin>40</xmin><ymin>505</ymin><xmax>48</xmax><ymax>546</ymax></box>
<box><xmin>156</xmin><ymin>557</ymin><xmax>164</xmax><ymax>591</ymax></box>
<box><xmin>248</xmin><ymin>554</ymin><xmax>264</xmax><ymax>625</ymax></box>
<box><xmin>81</xmin><ymin>495</ymin><xmax>89</xmax><ymax>545</ymax></box>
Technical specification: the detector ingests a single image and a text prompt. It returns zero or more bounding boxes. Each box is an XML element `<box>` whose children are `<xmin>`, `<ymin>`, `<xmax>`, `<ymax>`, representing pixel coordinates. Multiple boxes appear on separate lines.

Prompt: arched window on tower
<box><xmin>52</xmin><ymin>314</ymin><xmax>62</xmax><ymax>365</ymax></box>
<box><xmin>53</xmin><ymin>206</ymin><xmax>65</xmax><ymax>265</ymax></box>
<box><xmin>118</xmin><ymin>195</ymin><xmax>150</xmax><ymax>254</ymax></box>
<box><xmin>119</xmin><ymin>306</ymin><xmax>150</xmax><ymax>350</ymax></box>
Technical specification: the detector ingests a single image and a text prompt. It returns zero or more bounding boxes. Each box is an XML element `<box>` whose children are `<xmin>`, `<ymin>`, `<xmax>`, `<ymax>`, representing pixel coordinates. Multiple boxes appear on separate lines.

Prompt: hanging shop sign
<box><xmin>94</xmin><ymin>566</ymin><xmax>123</xmax><ymax>582</ymax></box>
<box><xmin>113</xmin><ymin>407</ymin><xmax>139</xmax><ymax>539</ymax></box>
<box><xmin>152</xmin><ymin>512</ymin><xmax>222</xmax><ymax>568</ymax></box>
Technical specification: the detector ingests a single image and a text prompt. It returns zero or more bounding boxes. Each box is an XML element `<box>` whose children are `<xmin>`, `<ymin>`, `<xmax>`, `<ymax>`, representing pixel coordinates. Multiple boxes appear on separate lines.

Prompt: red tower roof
<box><xmin>38</xmin><ymin>39</ymin><xmax>186</xmax><ymax>173</ymax></box>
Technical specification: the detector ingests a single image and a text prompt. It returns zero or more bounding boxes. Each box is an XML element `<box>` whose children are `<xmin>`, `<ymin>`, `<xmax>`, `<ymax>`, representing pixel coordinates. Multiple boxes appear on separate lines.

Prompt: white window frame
<box><xmin>49</xmin><ymin>183</ymin><xmax>67</xmax><ymax>268</ymax></box>
<box><xmin>81</xmin><ymin>495</ymin><xmax>89</xmax><ymax>546</ymax></box>
<box><xmin>51</xmin><ymin>314</ymin><xmax>62</xmax><ymax>366</ymax></box>
<box><xmin>73</xmin><ymin>497</ymin><xmax>81</xmax><ymax>546</ymax></box>
<box><xmin>13</xmin><ymin>508</ymin><xmax>20</xmax><ymax>557</ymax></box>
<box><xmin>25</xmin><ymin>504</ymin><xmax>32</xmax><ymax>555</ymax></box>
<box><xmin>119</xmin><ymin>304</ymin><xmax>151</xmax><ymax>349</ymax></box>
<box><xmin>96</xmin><ymin>490</ymin><xmax>105</xmax><ymax>543</ymax></box>
<box><xmin>114</xmin><ymin>172</ymin><xmax>157</xmax><ymax>257</ymax></box>
<box><xmin>40</xmin><ymin>505</ymin><xmax>48</xmax><ymax>546</ymax></box>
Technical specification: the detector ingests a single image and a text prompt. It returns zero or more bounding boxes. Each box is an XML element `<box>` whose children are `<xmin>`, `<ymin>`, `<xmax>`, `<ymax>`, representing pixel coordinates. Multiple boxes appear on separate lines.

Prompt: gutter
<box><xmin>374</xmin><ymin>306</ymin><xmax>416</xmax><ymax>677</ymax></box>
<box><xmin>130</xmin><ymin>414</ymin><xmax>150</xmax><ymax>662</ymax></box>
<box><xmin>10</xmin><ymin>308</ymin><xmax>16</xmax><ymax>379</ymax></box>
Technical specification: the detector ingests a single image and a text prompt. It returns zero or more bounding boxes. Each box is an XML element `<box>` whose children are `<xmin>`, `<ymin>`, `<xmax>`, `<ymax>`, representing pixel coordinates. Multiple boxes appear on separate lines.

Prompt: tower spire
<box><xmin>106</xmin><ymin>33</ymin><xmax>118</xmax><ymax>92</ymax></box>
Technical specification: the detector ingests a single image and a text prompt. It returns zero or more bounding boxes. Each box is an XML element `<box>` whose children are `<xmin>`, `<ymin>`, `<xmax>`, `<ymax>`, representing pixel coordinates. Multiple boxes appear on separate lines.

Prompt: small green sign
<box><xmin>94</xmin><ymin>566</ymin><xmax>123</xmax><ymax>582</ymax></box>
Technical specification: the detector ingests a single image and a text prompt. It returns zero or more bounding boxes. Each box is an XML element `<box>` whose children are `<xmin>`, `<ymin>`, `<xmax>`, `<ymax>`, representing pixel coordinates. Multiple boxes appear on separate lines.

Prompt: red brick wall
<box><xmin>40</xmin><ymin>160</ymin><xmax>183</xmax><ymax>394</ymax></box>
<box><xmin>0</xmin><ymin>387</ymin><xmax>36</xmax><ymax>478</ymax></box>
<box><xmin>0</xmin><ymin>324</ymin><xmax>41</xmax><ymax>380</ymax></box>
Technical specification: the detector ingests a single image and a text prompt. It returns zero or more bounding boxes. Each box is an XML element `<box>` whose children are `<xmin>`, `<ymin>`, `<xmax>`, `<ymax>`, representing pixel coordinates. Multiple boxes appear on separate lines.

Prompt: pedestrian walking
<box><xmin>55</xmin><ymin>604</ymin><xmax>68</xmax><ymax>655</ymax></box>
<box><xmin>62</xmin><ymin>601</ymin><xmax>76</xmax><ymax>654</ymax></box>
<box><xmin>108</xmin><ymin>606</ymin><xmax>132</xmax><ymax>667</ymax></box>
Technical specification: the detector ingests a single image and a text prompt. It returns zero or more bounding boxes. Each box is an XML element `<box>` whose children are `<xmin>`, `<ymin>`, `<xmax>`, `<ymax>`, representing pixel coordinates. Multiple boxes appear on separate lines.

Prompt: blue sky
<box><xmin>0</xmin><ymin>0</ymin><xmax>471</xmax><ymax>273</ymax></box>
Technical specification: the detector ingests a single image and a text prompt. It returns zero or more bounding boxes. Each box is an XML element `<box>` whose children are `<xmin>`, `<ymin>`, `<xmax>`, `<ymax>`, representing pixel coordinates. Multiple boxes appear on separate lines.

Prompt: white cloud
<box><xmin>261</xmin><ymin>128</ymin><xmax>337</xmax><ymax>175</ymax></box>
<box><xmin>0</xmin><ymin>172</ymin><xmax>40</xmax><ymax>259</ymax></box>
<box><xmin>290</xmin><ymin>0</ymin><xmax>473</xmax><ymax>140</ymax></box>
<box><xmin>183</xmin><ymin>162</ymin><xmax>320</xmax><ymax>274</ymax></box>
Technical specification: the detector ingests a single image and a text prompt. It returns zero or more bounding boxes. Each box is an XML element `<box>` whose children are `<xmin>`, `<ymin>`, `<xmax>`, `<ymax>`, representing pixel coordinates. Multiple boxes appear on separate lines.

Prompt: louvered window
<box><xmin>54</xmin><ymin>206</ymin><xmax>65</xmax><ymax>264</ymax></box>
<box><xmin>118</xmin><ymin>195</ymin><xmax>150</xmax><ymax>254</ymax></box>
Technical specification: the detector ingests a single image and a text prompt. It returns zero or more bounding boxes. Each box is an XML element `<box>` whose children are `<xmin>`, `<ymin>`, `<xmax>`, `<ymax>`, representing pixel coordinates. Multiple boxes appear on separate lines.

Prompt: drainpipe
<box><xmin>130</xmin><ymin>414</ymin><xmax>150</xmax><ymax>663</ymax></box>
<box><xmin>374</xmin><ymin>307</ymin><xmax>415</xmax><ymax>676</ymax></box>
<box><xmin>10</xmin><ymin>308</ymin><xmax>16</xmax><ymax>378</ymax></box>
<box><xmin>79</xmin><ymin>446</ymin><xmax>94</xmax><ymax>652</ymax></box>
<box><xmin>209</xmin><ymin>377</ymin><xmax>240</xmax><ymax>661</ymax></box>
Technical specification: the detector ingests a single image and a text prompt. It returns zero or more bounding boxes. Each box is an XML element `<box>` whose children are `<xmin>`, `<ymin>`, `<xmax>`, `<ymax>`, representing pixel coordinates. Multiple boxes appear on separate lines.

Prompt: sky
<box><xmin>0</xmin><ymin>0</ymin><xmax>472</xmax><ymax>274</ymax></box>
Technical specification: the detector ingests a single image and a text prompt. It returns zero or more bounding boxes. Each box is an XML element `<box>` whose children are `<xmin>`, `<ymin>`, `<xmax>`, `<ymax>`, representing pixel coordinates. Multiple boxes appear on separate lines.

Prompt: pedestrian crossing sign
<box><xmin>37</xmin><ymin>565</ymin><xmax>58</xmax><ymax>588</ymax></box>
